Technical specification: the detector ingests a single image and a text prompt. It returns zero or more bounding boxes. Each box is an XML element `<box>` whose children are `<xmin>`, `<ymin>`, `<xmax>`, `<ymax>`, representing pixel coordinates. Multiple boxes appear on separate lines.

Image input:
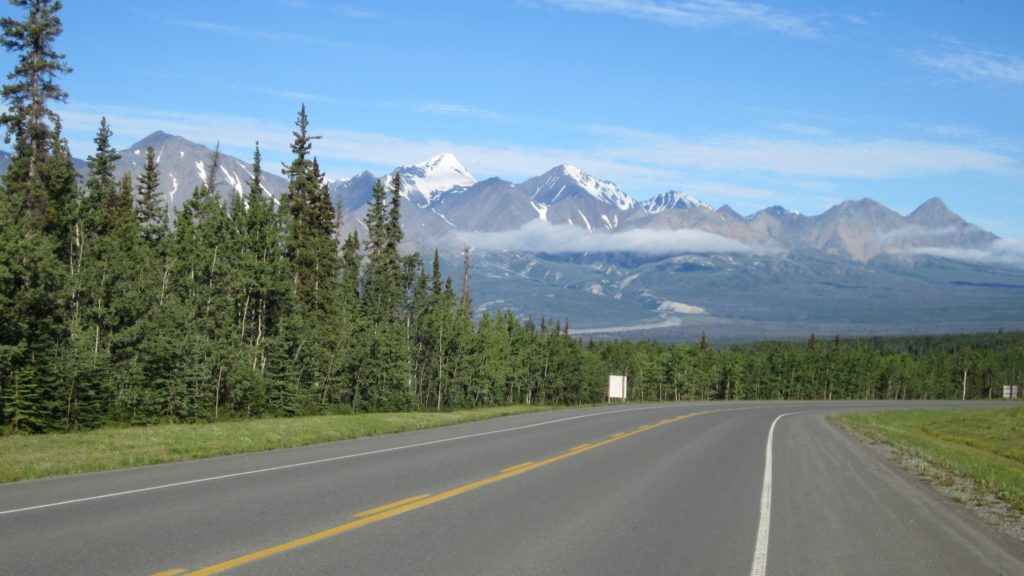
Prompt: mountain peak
<box><xmin>132</xmin><ymin>130</ymin><xmax>189</xmax><ymax>149</ymax></box>
<box><xmin>530</xmin><ymin>163</ymin><xmax>636</xmax><ymax>211</ymax></box>
<box><xmin>907</xmin><ymin>196</ymin><xmax>965</xmax><ymax>228</ymax></box>
<box><xmin>640</xmin><ymin>190</ymin><xmax>712</xmax><ymax>214</ymax></box>
<box><xmin>557</xmin><ymin>163</ymin><xmax>583</xmax><ymax>177</ymax></box>
<box><xmin>836</xmin><ymin>197</ymin><xmax>886</xmax><ymax>211</ymax></box>
<box><xmin>758</xmin><ymin>205</ymin><xmax>802</xmax><ymax>219</ymax></box>
<box><xmin>400</xmin><ymin>153</ymin><xmax>476</xmax><ymax>206</ymax></box>
<box><xmin>419</xmin><ymin>152</ymin><xmax>468</xmax><ymax>173</ymax></box>
<box><xmin>717</xmin><ymin>204</ymin><xmax>744</xmax><ymax>220</ymax></box>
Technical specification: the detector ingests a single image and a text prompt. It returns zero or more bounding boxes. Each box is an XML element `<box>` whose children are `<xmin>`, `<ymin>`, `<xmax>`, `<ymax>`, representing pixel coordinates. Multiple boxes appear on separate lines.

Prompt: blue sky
<box><xmin>2</xmin><ymin>0</ymin><xmax>1022</xmax><ymax>238</ymax></box>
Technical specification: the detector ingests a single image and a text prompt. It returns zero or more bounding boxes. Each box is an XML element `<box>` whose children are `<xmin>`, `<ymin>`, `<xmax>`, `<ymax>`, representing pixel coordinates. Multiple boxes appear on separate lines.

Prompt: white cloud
<box><xmin>276</xmin><ymin>1</ymin><xmax>381</xmax><ymax>19</ymax></box>
<box><xmin>457</xmin><ymin>220</ymin><xmax>771</xmax><ymax>255</ymax></box>
<box><xmin>407</xmin><ymin>101</ymin><xmax>509</xmax><ymax>122</ymax></box>
<box><xmin>168</xmin><ymin>18</ymin><xmax>357</xmax><ymax>50</ymax></box>
<box><xmin>542</xmin><ymin>0</ymin><xmax>819</xmax><ymax>38</ymax></box>
<box><xmin>677</xmin><ymin>180</ymin><xmax>776</xmax><ymax>201</ymax></box>
<box><xmin>916</xmin><ymin>47</ymin><xmax>1024</xmax><ymax>86</ymax></box>
<box><xmin>237</xmin><ymin>86</ymin><xmax>350</xmax><ymax>106</ymax></box>
<box><xmin>772</xmin><ymin>122</ymin><xmax>831</xmax><ymax>137</ymax></box>
<box><xmin>843</xmin><ymin>14</ymin><xmax>867</xmax><ymax>26</ymax></box>
<box><xmin>583</xmin><ymin>125</ymin><xmax>1019</xmax><ymax>179</ymax></box>
<box><xmin>878</xmin><ymin>225</ymin><xmax>959</xmax><ymax>243</ymax></box>
<box><xmin>909</xmin><ymin>239</ymin><xmax>1024</xmax><ymax>268</ymax></box>
<box><xmin>925</xmin><ymin>125</ymin><xmax>977</xmax><ymax>138</ymax></box>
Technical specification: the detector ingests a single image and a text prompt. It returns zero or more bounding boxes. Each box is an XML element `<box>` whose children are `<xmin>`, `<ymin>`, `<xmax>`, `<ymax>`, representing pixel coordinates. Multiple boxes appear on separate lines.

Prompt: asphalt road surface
<box><xmin>1</xmin><ymin>401</ymin><xmax>1022</xmax><ymax>575</ymax></box>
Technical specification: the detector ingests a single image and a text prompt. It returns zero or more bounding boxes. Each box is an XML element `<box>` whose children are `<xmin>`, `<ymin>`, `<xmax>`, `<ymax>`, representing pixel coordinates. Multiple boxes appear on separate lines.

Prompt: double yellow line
<box><xmin>158</xmin><ymin>409</ymin><xmax>721</xmax><ymax>576</ymax></box>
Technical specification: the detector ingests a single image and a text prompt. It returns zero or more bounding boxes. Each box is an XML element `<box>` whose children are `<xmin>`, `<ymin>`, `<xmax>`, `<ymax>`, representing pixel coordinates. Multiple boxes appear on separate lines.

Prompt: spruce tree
<box><xmin>0</xmin><ymin>0</ymin><xmax>71</xmax><ymax>431</ymax></box>
<box><xmin>232</xmin><ymin>143</ymin><xmax>289</xmax><ymax>415</ymax></box>
<box><xmin>135</xmin><ymin>145</ymin><xmax>166</xmax><ymax>245</ymax></box>
<box><xmin>267</xmin><ymin>107</ymin><xmax>346</xmax><ymax>414</ymax></box>
<box><xmin>0</xmin><ymin>0</ymin><xmax>70</xmax><ymax>190</ymax></box>
<box><xmin>81</xmin><ymin>117</ymin><xmax>121</xmax><ymax>234</ymax></box>
<box><xmin>280</xmin><ymin>106</ymin><xmax>337</xmax><ymax>311</ymax></box>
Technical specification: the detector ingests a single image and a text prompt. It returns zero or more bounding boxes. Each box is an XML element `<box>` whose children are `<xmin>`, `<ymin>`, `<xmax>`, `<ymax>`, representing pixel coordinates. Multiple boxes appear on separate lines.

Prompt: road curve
<box><xmin>1</xmin><ymin>401</ymin><xmax>1021</xmax><ymax>576</ymax></box>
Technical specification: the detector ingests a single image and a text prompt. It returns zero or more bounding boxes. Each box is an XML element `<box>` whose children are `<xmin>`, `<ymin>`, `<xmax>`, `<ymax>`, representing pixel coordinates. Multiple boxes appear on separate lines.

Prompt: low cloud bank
<box><xmin>909</xmin><ymin>239</ymin><xmax>1024</xmax><ymax>268</ymax></box>
<box><xmin>457</xmin><ymin>220</ymin><xmax>770</xmax><ymax>255</ymax></box>
<box><xmin>878</xmin><ymin>225</ymin><xmax>959</xmax><ymax>243</ymax></box>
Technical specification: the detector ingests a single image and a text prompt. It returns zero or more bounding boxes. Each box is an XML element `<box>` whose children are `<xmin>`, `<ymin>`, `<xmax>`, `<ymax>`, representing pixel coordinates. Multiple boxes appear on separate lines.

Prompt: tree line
<box><xmin>592</xmin><ymin>332</ymin><xmax>1024</xmax><ymax>404</ymax></box>
<box><xmin>1</xmin><ymin>1</ymin><xmax>1020</xmax><ymax>434</ymax></box>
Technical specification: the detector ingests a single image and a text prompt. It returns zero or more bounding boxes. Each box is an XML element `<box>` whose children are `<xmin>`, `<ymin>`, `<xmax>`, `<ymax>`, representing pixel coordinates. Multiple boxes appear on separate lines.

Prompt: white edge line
<box><xmin>0</xmin><ymin>405</ymin><xmax>674</xmax><ymax>516</ymax></box>
<box><xmin>750</xmin><ymin>411</ymin><xmax>806</xmax><ymax>576</ymax></box>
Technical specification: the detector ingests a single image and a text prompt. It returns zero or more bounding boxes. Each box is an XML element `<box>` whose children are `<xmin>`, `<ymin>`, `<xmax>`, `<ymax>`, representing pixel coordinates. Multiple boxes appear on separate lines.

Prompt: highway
<box><xmin>1</xmin><ymin>402</ymin><xmax>1021</xmax><ymax>575</ymax></box>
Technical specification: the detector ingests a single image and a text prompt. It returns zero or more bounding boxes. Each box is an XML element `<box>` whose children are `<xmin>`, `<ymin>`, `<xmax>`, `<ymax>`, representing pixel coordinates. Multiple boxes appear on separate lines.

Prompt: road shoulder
<box><xmin>833</xmin><ymin>414</ymin><xmax>1024</xmax><ymax>545</ymax></box>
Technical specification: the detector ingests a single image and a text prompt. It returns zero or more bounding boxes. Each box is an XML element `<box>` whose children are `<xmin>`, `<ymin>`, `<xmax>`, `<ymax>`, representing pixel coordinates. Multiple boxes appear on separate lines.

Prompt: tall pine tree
<box><xmin>0</xmin><ymin>0</ymin><xmax>71</xmax><ymax>431</ymax></box>
<box><xmin>135</xmin><ymin>145</ymin><xmax>166</xmax><ymax>245</ymax></box>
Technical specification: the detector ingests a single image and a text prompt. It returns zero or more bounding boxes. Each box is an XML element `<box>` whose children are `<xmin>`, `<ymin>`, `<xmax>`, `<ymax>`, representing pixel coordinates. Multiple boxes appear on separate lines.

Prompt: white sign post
<box><xmin>608</xmin><ymin>374</ymin><xmax>627</xmax><ymax>402</ymax></box>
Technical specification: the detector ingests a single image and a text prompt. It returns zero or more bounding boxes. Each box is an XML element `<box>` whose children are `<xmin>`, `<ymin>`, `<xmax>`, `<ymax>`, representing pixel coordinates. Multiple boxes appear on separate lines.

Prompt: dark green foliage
<box><xmin>0</xmin><ymin>0</ymin><xmax>70</xmax><ymax>192</ymax></box>
<box><xmin>135</xmin><ymin>145</ymin><xmax>166</xmax><ymax>245</ymax></box>
<box><xmin>0</xmin><ymin>0</ymin><xmax>72</xmax><ymax>432</ymax></box>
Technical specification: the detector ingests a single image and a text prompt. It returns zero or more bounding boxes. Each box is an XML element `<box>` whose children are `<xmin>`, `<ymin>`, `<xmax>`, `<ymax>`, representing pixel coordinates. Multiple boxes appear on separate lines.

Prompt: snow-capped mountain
<box><xmin>116</xmin><ymin>131</ymin><xmax>289</xmax><ymax>213</ymax></box>
<box><xmin>522</xmin><ymin>164</ymin><xmax>635</xmax><ymax>211</ymax></box>
<box><xmin>517</xmin><ymin>164</ymin><xmax>636</xmax><ymax>231</ymax></box>
<box><xmin>395</xmin><ymin>153</ymin><xmax>476</xmax><ymax>207</ymax></box>
<box><xmin>639</xmin><ymin>191</ymin><xmax>713</xmax><ymax>214</ymax></box>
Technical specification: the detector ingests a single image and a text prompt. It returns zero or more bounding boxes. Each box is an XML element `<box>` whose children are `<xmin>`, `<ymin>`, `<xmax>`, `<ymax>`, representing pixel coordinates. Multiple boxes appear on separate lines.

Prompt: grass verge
<box><xmin>835</xmin><ymin>407</ymin><xmax>1024</xmax><ymax>513</ymax></box>
<box><xmin>0</xmin><ymin>405</ymin><xmax>557</xmax><ymax>483</ymax></box>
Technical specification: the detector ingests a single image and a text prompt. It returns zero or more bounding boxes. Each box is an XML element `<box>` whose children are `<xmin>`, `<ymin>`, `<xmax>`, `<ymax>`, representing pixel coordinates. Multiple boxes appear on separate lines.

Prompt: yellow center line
<box><xmin>500</xmin><ymin>461</ymin><xmax>535</xmax><ymax>474</ymax></box>
<box><xmin>352</xmin><ymin>494</ymin><xmax>430</xmax><ymax>518</ymax></box>
<box><xmin>150</xmin><ymin>570</ymin><xmax>186</xmax><ymax>576</ymax></box>
<box><xmin>175</xmin><ymin>408</ymin><xmax>725</xmax><ymax>576</ymax></box>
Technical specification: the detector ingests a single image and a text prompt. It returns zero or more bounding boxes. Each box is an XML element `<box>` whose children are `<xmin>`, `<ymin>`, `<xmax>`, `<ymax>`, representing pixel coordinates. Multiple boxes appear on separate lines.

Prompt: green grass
<box><xmin>836</xmin><ymin>407</ymin><xmax>1024</xmax><ymax>512</ymax></box>
<box><xmin>0</xmin><ymin>405</ymin><xmax>557</xmax><ymax>483</ymax></box>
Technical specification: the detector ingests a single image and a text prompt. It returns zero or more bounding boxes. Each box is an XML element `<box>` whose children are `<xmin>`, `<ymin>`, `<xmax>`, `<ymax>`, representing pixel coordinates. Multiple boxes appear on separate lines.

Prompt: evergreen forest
<box><xmin>1</xmin><ymin>1</ymin><xmax>1021</xmax><ymax>434</ymax></box>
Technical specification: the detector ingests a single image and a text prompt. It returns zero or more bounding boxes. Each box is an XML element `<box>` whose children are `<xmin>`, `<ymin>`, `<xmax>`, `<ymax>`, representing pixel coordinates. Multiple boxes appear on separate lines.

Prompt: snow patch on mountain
<box><xmin>432</xmin><ymin>208</ymin><xmax>457</xmax><ymax>228</ymax></box>
<box><xmin>578</xmin><ymin>209</ymin><xmax>593</xmax><ymax>232</ymax></box>
<box><xmin>531</xmin><ymin>201</ymin><xmax>548</xmax><ymax>221</ymax></box>
<box><xmin>219</xmin><ymin>165</ymin><xmax>245</xmax><ymax>197</ymax></box>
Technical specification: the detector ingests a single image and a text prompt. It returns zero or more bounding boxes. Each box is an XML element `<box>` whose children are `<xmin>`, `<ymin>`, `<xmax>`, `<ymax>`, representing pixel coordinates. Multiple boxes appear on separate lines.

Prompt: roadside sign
<box><xmin>609</xmin><ymin>375</ymin><xmax>627</xmax><ymax>400</ymax></box>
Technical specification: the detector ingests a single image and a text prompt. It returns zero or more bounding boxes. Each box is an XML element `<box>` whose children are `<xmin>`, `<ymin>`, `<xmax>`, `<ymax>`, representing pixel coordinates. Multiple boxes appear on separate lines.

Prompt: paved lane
<box><xmin>770</xmin><ymin>410</ymin><xmax>1023</xmax><ymax>575</ymax></box>
<box><xmin>0</xmin><ymin>402</ymin><xmax>1020</xmax><ymax>575</ymax></box>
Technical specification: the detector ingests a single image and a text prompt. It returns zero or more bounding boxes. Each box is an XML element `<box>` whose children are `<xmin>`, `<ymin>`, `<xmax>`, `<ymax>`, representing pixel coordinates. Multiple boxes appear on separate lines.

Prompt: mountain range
<box><xmin>6</xmin><ymin>131</ymin><xmax>1023</xmax><ymax>340</ymax></box>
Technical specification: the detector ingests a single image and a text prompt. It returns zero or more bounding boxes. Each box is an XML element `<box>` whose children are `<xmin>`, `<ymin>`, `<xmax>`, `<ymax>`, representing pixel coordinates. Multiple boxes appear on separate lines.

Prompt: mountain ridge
<box><xmin>1</xmin><ymin>130</ymin><xmax>1001</xmax><ymax>265</ymax></box>
<box><xmin>3</xmin><ymin>130</ymin><xmax>1020</xmax><ymax>338</ymax></box>
<box><xmin>4</xmin><ymin>130</ymin><xmax>999</xmax><ymax>264</ymax></box>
